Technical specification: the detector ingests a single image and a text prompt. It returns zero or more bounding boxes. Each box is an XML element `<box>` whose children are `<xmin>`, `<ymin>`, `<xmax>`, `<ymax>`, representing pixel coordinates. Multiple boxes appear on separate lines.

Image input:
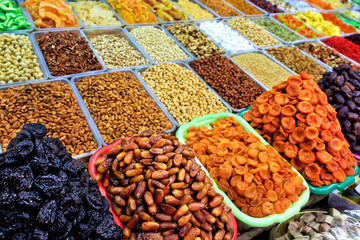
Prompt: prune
<box><xmin>0</xmin><ymin>190</ymin><xmax>16</xmax><ymax>206</ymax></box>
<box><xmin>23</xmin><ymin>123</ymin><xmax>48</xmax><ymax>139</ymax></box>
<box><xmin>334</xmin><ymin>92</ymin><xmax>345</xmax><ymax>104</ymax></box>
<box><xmin>37</xmin><ymin>200</ymin><xmax>57</xmax><ymax>227</ymax></box>
<box><xmin>33</xmin><ymin>227</ymin><xmax>49</xmax><ymax>240</ymax></box>
<box><xmin>16</xmin><ymin>191</ymin><xmax>42</xmax><ymax>210</ymax></box>
<box><xmin>350</xmin><ymin>78</ymin><xmax>360</xmax><ymax>89</ymax></box>
<box><xmin>338</xmin><ymin>106</ymin><xmax>349</xmax><ymax>119</ymax></box>
<box><xmin>341</xmin><ymin>85</ymin><xmax>353</xmax><ymax>99</ymax></box>
<box><xmin>96</xmin><ymin>218</ymin><xmax>122</xmax><ymax>240</ymax></box>
<box><xmin>347</xmin><ymin>133</ymin><xmax>357</xmax><ymax>141</ymax></box>
<box><xmin>342</xmin><ymin>120</ymin><xmax>352</xmax><ymax>133</ymax></box>
<box><xmin>324</xmin><ymin>89</ymin><xmax>333</xmax><ymax>97</ymax></box>
<box><xmin>347</xmin><ymin>100</ymin><xmax>357</xmax><ymax>111</ymax></box>
<box><xmin>7</xmin><ymin>130</ymin><xmax>32</xmax><ymax>151</ymax></box>
<box><xmin>348</xmin><ymin>112</ymin><xmax>360</xmax><ymax>122</ymax></box>
<box><xmin>353</xmin><ymin>91</ymin><xmax>360</xmax><ymax>97</ymax></box>
<box><xmin>1</xmin><ymin>124</ymin><xmax>122</xmax><ymax>239</ymax></box>
<box><xmin>327</xmin><ymin>71</ymin><xmax>337</xmax><ymax>81</ymax></box>
<box><xmin>34</xmin><ymin>175</ymin><xmax>64</xmax><ymax>197</ymax></box>
<box><xmin>341</xmin><ymin>70</ymin><xmax>349</xmax><ymax>81</ymax></box>
<box><xmin>11</xmin><ymin>166</ymin><xmax>34</xmax><ymax>191</ymax></box>
<box><xmin>354</xmin><ymin>122</ymin><xmax>360</xmax><ymax>136</ymax></box>
<box><xmin>354</xmin><ymin>97</ymin><xmax>360</xmax><ymax>105</ymax></box>
<box><xmin>334</xmin><ymin>75</ymin><xmax>344</xmax><ymax>86</ymax></box>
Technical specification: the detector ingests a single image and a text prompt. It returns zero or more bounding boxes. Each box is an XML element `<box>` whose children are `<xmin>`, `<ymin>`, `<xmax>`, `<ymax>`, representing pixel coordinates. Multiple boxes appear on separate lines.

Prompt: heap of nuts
<box><xmin>0</xmin><ymin>33</ymin><xmax>43</xmax><ymax>84</ymax></box>
<box><xmin>166</xmin><ymin>23</ymin><xmax>225</xmax><ymax>58</ymax></box>
<box><xmin>94</xmin><ymin>131</ymin><xmax>235</xmax><ymax>240</ymax></box>
<box><xmin>36</xmin><ymin>31</ymin><xmax>102</xmax><ymax>76</ymax></box>
<box><xmin>89</xmin><ymin>34</ymin><xmax>149</xmax><ymax>69</ymax></box>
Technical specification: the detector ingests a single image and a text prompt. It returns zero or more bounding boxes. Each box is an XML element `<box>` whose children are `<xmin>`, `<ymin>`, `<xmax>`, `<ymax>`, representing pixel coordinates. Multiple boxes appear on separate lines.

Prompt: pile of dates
<box><xmin>318</xmin><ymin>65</ymin><xmax>360</xmax><ymax>154</ymax></box>
<box><xmin>0</xmin><ymin>123</ymin><xmax>122</xmax><ymax>239</ymax></box>
<box><xmin>94</xmin><ymin>130</ymin><xmax>235</xmax><ymax>240</ymax></box>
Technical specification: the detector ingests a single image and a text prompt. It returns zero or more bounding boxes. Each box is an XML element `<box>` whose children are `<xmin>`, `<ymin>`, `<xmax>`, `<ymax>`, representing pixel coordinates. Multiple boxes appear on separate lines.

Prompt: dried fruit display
<box><xmin>107</xmin><ymin>0</ymin><xmax>158</xmax><ymax>24</ymax></box>
<box><xmin>94</xmin><ymin>130</ymin><xmax>235</xmax><ymax>239</ymax></box>
<box><xmin>0</xmin><ymin>123</ymin><xmax>122</xmax><ymax>239</ymax></box>
<box><xmin>21</xmin><ymin>0</ymin><xmax>80</xmax><ymax>28</ymax></box>
<box><xmin>243</xmin><ymin>73</ymin><xmax>357</xmax><ymax>187</ymax></box>
<box><xmin>185</xmin><ymin>116</ymin><xmax>307</xmax><ymax>218</ymax></box>
<box><xmin>143</xmin><ymin>0</ymin><xmax>188</xmax><ymax>21</ymax></box>
<box><xmin>318</xmin><ymin>65</ymin><xmax>360</xmax><ymax>155</ymax></box>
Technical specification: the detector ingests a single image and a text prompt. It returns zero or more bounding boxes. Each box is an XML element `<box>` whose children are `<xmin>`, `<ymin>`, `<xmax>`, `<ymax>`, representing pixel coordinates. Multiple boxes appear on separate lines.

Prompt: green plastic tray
<box><xmin>238</xmin><ymin>110</ymin><xmax>360</xmax><ymax>195</ymax></box>
<box><xmin>176</xmin><ymin>112</ymin><xmax>310</xmax><ymax>227</ymax></box>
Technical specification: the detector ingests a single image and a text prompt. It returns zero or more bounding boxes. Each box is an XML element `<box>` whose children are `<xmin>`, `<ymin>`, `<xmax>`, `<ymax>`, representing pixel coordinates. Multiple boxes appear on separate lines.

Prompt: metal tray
<box><xmin>225</xmin><ymin>0</ymin><xmax>267</xmax><ymax>17</ymax></box>
<box><xmin>31</xmin><ymin>29</ymin><xmax>107</xmax><ymax>79</ymax></box>
<box><xmin>82</xmin><ymin>27</ymin><xmax>154</xmax><ymax>71</ymax></box>
<box><xmin>135</xmin><ymin>62</ymin><xmax>233</xmax><ymax>127</ymax></box>
<box><xmin>124</xmin><ymin>25</ymin><xmax>195</xmax><ymax>64</ymax></box>
<box><xmin>70</xmin><ymin>69</ymin><xmax>177</xmax><ymax>146</ymax></box>
<box><xmin>171</xmin><ymin>0</ymin><xmax>222</xmax><ymax>22</ymax></box>
<box><xmin>0</xmin><ymin>32</ymin><xmax>48</xmax><ymax>87</ymax></box>
<box><xmin>0</xmin><ymin>78</ymin><xmax>103</xmax><ymax>161</ymax></box>
<box><xmin>195</xmin><ymin>0</ymin><xmax>244</xmax><ymax>17</ymax></box>
<box><xmin>244</xmin><ymin>0</ymin><xmax>287</xmax><ymax>14</ymax></box>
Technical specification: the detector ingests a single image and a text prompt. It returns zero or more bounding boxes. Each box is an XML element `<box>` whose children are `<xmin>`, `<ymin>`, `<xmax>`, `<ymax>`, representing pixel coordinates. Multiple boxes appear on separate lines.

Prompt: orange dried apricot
<box><xmin>298</xmin><ymin>149</ymin><xmax>315</xmax><ymax>164</ymax></box>
<box><xmin>297</xmin><ymin>101</ymin><xmax>314</xmax><ymax>114</ymax></box>
<box><xmin>281</xmin><ymin>105</ymin><xmax>297</xmax><ymax>117</ymax></box>
<box><xmin>274</xmin><ymin>201</ymin><xmax>285</xmax><ymax>213</ymax></box>
<box><xmin>288</xmin><ymin>75</ymin><xmax>302</xmax><ymax>85</ymax></box>
<box><xmin>316</xmin><ymin>150</ymin><xmax>332</xmax><ymax>164</ymax></box>
<box><xmin>298</xmin><ymin>89</ymin><xmax>311</xmax><ymax>101</ymax></box>
<box><xmin>262</xmin><ymin>202</ymin><xmax>275</xmax><ymax>216</ymax></box>
<box><xmin>286</xmin><ymin>83</ymin><xmax>301</xmax><ymax>97</ymax></box>
<box><xmin>304</xmin><ymin>126</ymin><xmax>319</xmax><ymax>140</ymax></box>
<box><xmin>274</xmin><ymin>94</ymin><xmax>289</xmax><ymax>105</ymax></box>
<box><xmin>281</xmin><ymin>117</ymin><xmax>296</xmax><ymax>130</ymax></box>
<box><xmin>306</xmin><ymin>113</ymin><xmax>322</xmax><ymax>128</ymax></box>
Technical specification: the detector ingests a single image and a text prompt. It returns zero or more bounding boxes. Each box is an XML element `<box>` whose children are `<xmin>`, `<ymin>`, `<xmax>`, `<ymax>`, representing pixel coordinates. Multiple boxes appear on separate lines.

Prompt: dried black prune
<box><xmin>334</xmin><ymin>75</ymin><xmax>344</xmax><ymax>86</ymax></box>
<box><xmin>342</xmin><ymin>120</ymin><xmax>352</xmax><ymax>133</ymax></box>
<box><xmin>341</xmin><ymin>85</ymin><xmax>353</xmax><ymax>99</ymax></box>
<box><xmin>335</xmin><ymin>92</ymin><xmax>345</xmax><ymax>104</ymax></box>
<box><xmin>11</xmin><ymin>166</ymin><xmax>34</xmax><ymax>191</ymax></box>
<box><xmin>354</xmin><ymin>122</ymin><xmax>360</xmax><ymax>136</ymax></box>
<box><xmin>347</xmin><ymin>100</ymin><xmax>357</xmax><ymax>111</ymax></box>
<box><xmin>16</xmin><ymin>191</ymin><xmax>42</xmax><ymax>210</ymax></box>
<box><xmin>37</xmin><ymin>200</ymin><xmax>57</xmax><ymax>227</ymax></box>
<box><xmin>338</xmin><ymin>106</ymin><xmax>349</xmax><ymax>119</ymax></box>
<box><xmin>34</xmin><ymin>175</ymin><xmax>64</xmax><ymax>197</ymax></box>
<box><xmin>23</xmin><ymin>123</ymin><xmax>48</xmax><ymax>139</ymax></box>
<box><xmin>14</xmin><ymin>140</ymin><xmax>34</xmax><ymax>158</ymax></box>
<box><xmin>324</xmin><ymin>88</ymin><xmax>333</xmax><ymax>97</ymax></box>
<box><xmin>33</xmin><ymin>227</ymin><xmax>49</xmax><ymax>240</ymax></box>
<box><xmin>1</xmin><ymin>124</ymin><xmax>122</xmax><ymax>239</ymax></box>
<box><xmin>348</xmin><ymin>112</ymin><xmax>360</xmax><ymax>122</ymax></box>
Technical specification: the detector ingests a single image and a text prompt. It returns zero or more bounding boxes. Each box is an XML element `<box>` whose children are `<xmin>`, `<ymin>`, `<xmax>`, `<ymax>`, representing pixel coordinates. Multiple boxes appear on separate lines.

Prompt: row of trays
<box><xmin>88</xmin><ymin>112</ymin><xmax>360</xmax><ymax>229</ymax></box>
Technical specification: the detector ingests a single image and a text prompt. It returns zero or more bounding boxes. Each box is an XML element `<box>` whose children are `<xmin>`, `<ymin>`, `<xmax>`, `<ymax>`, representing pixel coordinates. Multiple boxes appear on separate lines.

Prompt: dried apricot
<box><xmin>297</xmin><ymin>101</ymin><xmax>314</xmax><ymax>114</ymax></box>
<box><xmin>304</xmin><ymin>127</ymin><xmax>319</xmax><ymax>140</ymax></box>
<box><xmin>281</xmin><ymin>105</ymin><xmax>297</xmax><ymax>117</ymax></box>
<box><xmin>328</xmin><ymin>138</ymin><xmax>342</xmax><ymax>152</ymax></box>
<box><xmin>299</xmin><ymin>139</ymin><xmax>317</xmax><ymax>151</ymax></box>
<box><xmin>269</xmin><ymin>104</ymin><xmax>282</xmax><ymax>116</ymax></box>
<box><xmin>300</xmin><ymin>72</ymin><xmax>312</xmax><ymax>80</ymax></box>
<box><xmin>298</xmin><ymin>89</ymin><xmax>311</xmax><ymax>101</ymax></box>
<box><xmin>298</xmin><ymin>149</ymin><xmax>315</xmax><ymax>164</ymax></box>
<box><xmin>333</xmin><ymin>169</ymin><xmax>346</xmax><ymax>182</ymax></box>
<box><xmin>304</xmin><ymin>163</ymin><xmax>321</xmax><ymax>180</ymax></box>
<box><xmin>262</xmin><ymin>202</ymin><xmax>275</xmax><ymax>216</ymax></box>
<box><xmin>286</xmin><ymin>83</ymin><xmax>301</xmax><ymax>97</ymax></box>
<box><xmin>274</xmin><ymin>201</ymin><xmax>285</xmax><ymax>213</ymax></box>
<box><xmin>306</xmin><ymin>113</ymin><xmax>322</xmax><ymax>128</ymax></box>
<box><xmin>274</xmin><ymin>94</ymin><xmax>289</xmax><ymax>105</ymax></box>
<box><xmin>272</xmin><ymin>141</ymin><xmax>285</xmax><ymax>153</ymax></box>
<box><xmin>258</xmin><ymin>103</ymin><xmax>270</xmax><ymax>115</ymax></box>
<box><xmin>288</xmin><ymin>75</ymin><xmax>302</xmax><ymax>85</ymax></box>
<box><xmin>283</xmin><ymin>182</ymin><xmax>296</xmax><ymax>195</ymax></box>
<box><xmin>284</xmin><ymin>142</ymin><xmax>298</xmax><ymax>159</ymax></box>
<box><xmin>316</xmin><ymin>150</ymin><xmax>332</xmax><ymax>164</ymax></box>
<box><xmin>326</xmin><ymin>160</ymin><xmax>340</xmax><ymax>173</ymax></box>
<box><xmin>281</xmin><ymin>117</ymin><xmax>296</xmax><ymax>130</ymax></box>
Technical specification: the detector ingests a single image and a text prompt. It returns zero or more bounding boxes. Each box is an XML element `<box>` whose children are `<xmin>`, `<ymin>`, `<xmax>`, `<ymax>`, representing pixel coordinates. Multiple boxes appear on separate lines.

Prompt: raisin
<box><xmin>11</xmin><ymin>166</ymin><xmax>34</xmax><ymax>191</ymax></box>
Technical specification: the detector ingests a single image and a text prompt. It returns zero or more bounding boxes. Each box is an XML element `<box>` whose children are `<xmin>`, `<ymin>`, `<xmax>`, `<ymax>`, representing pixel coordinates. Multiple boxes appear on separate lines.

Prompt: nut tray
<box><xmin>88</xmin><ymin>136</ymin><xmax>238</xmax><ymax>239</ymax></box>
<box><xmin>176</xmin><ymin>112</ymin><xmax>310</xmax><ymax>227</ymax></box>
<box><xmin>238</xmin><ymin>110</ymin><xmax>360</xmax><ymax>195</ymax></box>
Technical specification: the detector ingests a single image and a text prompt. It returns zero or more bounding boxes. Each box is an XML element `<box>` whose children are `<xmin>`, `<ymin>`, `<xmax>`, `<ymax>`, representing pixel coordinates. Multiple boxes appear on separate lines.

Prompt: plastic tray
<box><xmin>31</xmin><ymin>29</ymin><xmax>107</xmax><ymax>79</ymax></box>
<box><xmin>19</xmin><ymin>0</ymin><xmax>84</xmax><ymax>31</ymax></box>
<box><xmin>70</xmin><ymin>69</ymin><xmax>177</xmax><ymax>146</ymax></box>
<box><xmin>194</xmin><ymin>20</ymin><xmax>256</xmax><ymax>54</ymax></box>
<box><xmin>171</xmin><ymin>0</ymin><xmax>222</xmax><ymax>22</ymax></box>
<box><xmin>67</xmin><ymin>0</ymin><xmax>125</xmax><ymax>28</ymax></box>
<box><xmin>222</xmin><ymin>16</ymin><xmax>284</xmax><ymax>49</ymax></box>
<box><xmin>238</xmin><ymin>109</ymin><xmax>360</xmax><ymax>195</ymax></box>
<box><xmin>135</xmin><ymin>62</ymin><xmax>232</xmax><ymax>127</ymax></box>
<box><xmin>249</xmin><ymin>16</ymin><xmax>307</xmax><ymax>45</ymax></box>
<box><xmin>0</xmin><ymin>32</ymin><xmax>48</xmax><ymax>87</ymax></box>
<box><xmin>0</xmin><ymin>0</ymin><xmax>35</xmax><ymax>33</ymax></box>
<box><xmin>176</xmin><ymin>112</ymin><xmax>310</xmax><ymax>227</ymax></box>
<box><xmin>163</xmin><ymin>22</ymin><xmax>228</xmax><ymax>56</ymax></box>
<box><xmin>0</xmin><ymin>78</ymin><xmax>102</xmax><ymax>161</ymax></box>
<box><xmin>82</xmin><ymin>27</ymin><xmax>153</xmax><ymax>71</ymax></box>
<box><xmin>226</xmin><ymin>0</ymin><xmax>267</xmax><ymax>17</ymax></box>
<box><xmin>88</xmin><ymin>136</ymin><xmax>238</xmax><ymax>239</ymax></box>
<box><xmin>195</xmin><ymin>0</ymin><xmax>244</xmax><ymax>17</ymax></box>
<box><xmin>125</xmin><ymin>25</ymin><xmax>195</xmax><ymax>64</ymax></box>
<box><xmin>245</xmin><ymin>0</ymin><xmax>286</xmax><ymax>14</ymax></box>
<box><xmin>227</xmin><ymin>49</ymin><xmax>296</xmax><ymax>91</ymax></box>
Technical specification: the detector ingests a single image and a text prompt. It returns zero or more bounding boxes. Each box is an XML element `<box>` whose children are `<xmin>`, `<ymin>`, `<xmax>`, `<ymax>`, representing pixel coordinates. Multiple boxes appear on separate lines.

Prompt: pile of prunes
<box><xmin>0</xmin><ymin>123</ymin><xmax>122</xmax><ymax>239</ymax></box>
<box><xmin>318</xmin><ymin>65</ymin><xmax>360</xmax><ymax>154</ymax></box>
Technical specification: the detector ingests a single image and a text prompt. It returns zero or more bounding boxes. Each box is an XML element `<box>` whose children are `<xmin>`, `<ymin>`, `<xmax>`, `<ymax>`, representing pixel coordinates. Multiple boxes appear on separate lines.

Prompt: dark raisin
<box><xmin>11</xmin><ymin>166</ymin><xmax>34</xmax><ymax>191</ymax></box>
<box><xmin>338</xmin><ymin>106</ymin><xmax>349</xmax><ymax>119</ymax></box>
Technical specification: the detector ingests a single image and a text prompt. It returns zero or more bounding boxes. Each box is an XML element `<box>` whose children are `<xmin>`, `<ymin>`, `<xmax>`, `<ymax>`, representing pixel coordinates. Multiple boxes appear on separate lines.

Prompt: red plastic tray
<box><xmin>89</xmin><ymin>137</ymin><xmax>238</xmax><ymax>239</ymax></box>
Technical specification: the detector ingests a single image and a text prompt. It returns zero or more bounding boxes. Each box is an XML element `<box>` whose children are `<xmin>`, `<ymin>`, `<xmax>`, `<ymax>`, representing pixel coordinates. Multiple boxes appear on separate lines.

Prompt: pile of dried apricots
<box><xmin>243</xmin><ymin>72</ymin><xmax>357</xmax><ymax>187</ymax></box>
<box><xmin>185</xmin><ymin>116</ymin><xmax>307</xmax><ymax>218</ymax></box>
